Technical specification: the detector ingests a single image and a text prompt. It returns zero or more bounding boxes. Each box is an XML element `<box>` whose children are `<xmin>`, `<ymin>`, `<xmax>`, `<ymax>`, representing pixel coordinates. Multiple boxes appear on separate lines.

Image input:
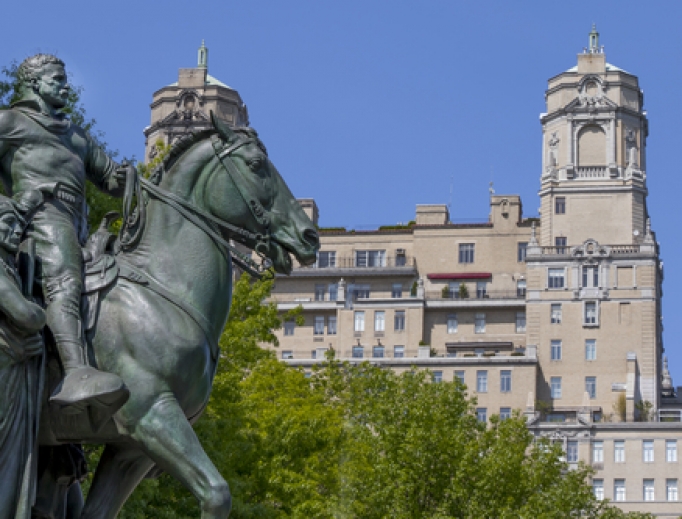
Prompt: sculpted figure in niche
<box><xmin>0</xmin><ymin>194</ymin><xmax>45</xmax><ymax>519</ymax></box>
<box><xmin>625</xmin><ymin>127</ymin><xmax>638</xmax><ymax>168</ymax></box>
<box><xmin>0</xmin><ymin>54</ymin><xmax>130</xmax><ymax>412</ymax></box>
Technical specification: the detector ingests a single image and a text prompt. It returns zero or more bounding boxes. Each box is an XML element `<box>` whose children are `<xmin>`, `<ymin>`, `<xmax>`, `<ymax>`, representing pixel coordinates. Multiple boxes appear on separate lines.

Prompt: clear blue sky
<box><xmin>2</xmin><ymin>0</ymin><xmax>682</xmax><ymax>380</ymax></box>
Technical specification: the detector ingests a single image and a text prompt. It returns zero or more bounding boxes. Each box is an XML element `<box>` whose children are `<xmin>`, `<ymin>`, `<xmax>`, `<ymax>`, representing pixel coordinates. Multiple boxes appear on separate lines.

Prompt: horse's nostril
<box><xmin>303</xmin><ymin>228</ymin><xmax>319</xmax><ymax>247</ymax></box>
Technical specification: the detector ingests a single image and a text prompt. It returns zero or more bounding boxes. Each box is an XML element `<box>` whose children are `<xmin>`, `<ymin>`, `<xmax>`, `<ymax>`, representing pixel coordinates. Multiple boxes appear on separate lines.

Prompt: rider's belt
<box><xmin>37</xmin><ymin>182</ymin><xmax>83</xmax><ymax>208</ymax></box>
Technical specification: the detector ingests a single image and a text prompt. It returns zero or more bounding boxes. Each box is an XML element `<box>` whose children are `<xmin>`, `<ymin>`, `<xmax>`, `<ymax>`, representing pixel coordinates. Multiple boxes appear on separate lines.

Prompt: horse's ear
<box><xmin>211</xmin><ymin>111</ymin><xmax>235</xmax><ymax>142</ymax></box>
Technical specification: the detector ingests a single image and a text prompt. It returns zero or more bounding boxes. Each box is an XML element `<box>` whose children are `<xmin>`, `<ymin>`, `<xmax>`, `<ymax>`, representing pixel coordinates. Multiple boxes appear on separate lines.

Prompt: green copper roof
<box><xmin>565</xmin><ymin>63</ymin><xmax>629</xmax><ymax>74</ymax></box>
<box><xmin>167</xmin><ymin>74</ymin><xmax>231</xmax><ymax>89</ymax></box>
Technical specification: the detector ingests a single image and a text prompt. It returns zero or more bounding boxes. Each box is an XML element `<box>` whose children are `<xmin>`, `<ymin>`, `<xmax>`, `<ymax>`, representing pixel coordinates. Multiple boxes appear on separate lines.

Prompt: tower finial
<box><xmin>589</xmin><ymin>24</ymin><xmax>600</xmax><ymax>54</ymax></box>
<box><xmin>198</xmin><ymin>40</ymin><xmax>208</xmax><ymax>69</ymax></box>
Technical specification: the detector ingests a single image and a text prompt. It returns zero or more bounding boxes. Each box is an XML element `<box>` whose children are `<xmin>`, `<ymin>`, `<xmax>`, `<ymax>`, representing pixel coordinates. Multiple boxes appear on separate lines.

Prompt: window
<box><xmin>391</xmin><ymin>283</ymin><xmax>402</xmax><ymax>298</ymax></box>
<box><xmin>518</xmin><ymin>242</ymin><xmax>528</xmax><ymax>262</ymax></box>
<box><xmin>328</xmin><ymin>316</ymin><xmax>337</xmax><ymax>335</ymax></box>
<box><xmin>355</xmin><ymin>250</ymin><xmax>385</xmax><ymax>267</ymax></box>
<box><xmin>447</xmin><ymin>314</ymin><xmax>458</xmax><ymax>334</ymax></box>
<box><xmin>311</xmin><ymin>349</ymin><xmax>317</xmax><ymax>359</ymax></box>
<box><xmin>373</xmin><ymin>346</ymin><xmax>385</xmax><ymax>358</ymax></box>
<box><xmin>454</xmin><ymin>370</ymin><xmax>465</xmax><ymax>385</ymax></box>
<box><xmin>551</xmin><ymin>303</ymin><xmax>562</xmax><ymax>324</ymax></box>
<box><xmin>555</xmin><ymin>197</ymin><xmax>566</xmax><ymax>214</ymax></box>
<box><xmin>352</xmin><ymin>346</ymin><xmax>364</xmax><ymax>358</ymax></box>
<box><xmin>393</xmin><ymin>345</ymin><xmax>404</xmax><ymax>358</ymax></box>
<box><xmin>281</xmin><ymin>350</ymin><xmax>293</xmax><ymax>360</ymax></box>
<box><xmin>582</xmin><ymin>265</ymin><xmax>599</xmax><ymax>288</ymax></box>
<box><xmin>353</xmin><ymin>284</ymin><xmax>371</xmax><ymax>299</ymax></box>
<box><xmin>555</xmin><ymin>236</ymin><xmax>567</xmax><ymax>254</ymax></box>
<box><xmin>593</xmin><ymin>479</ymin><xmax>604</xmax><ymax>500</ymax></box>
<box><xmin>516</xmin><ymin>279</ymin><xmax>526</xmax><ymax>297</ymax></box>
<box><xmin>550</xmin><ymin>340</ymin><xmax>562</xmax><ymax>361</ymax></box>
<box><xmin>666</xmin><ymin>440</ymin><xmax>677</xmax><ymax>462</ymax></box>
<box><xmin>314</xmin><ymin>316</ymin><xmax>325</xmax><ymax>335</ymax></box>
<box><xmin>548</xmin><ymin>268</ymin><xmax>565</xmax><ymax>289</ymax></box>
<box><xmin>643</xmin><ymin>479</ymin><xmax>655</xmax><ymax>501</ymax></box>
<box><xmin>374</xmin><ymin>311</ymin><xmax>385</xmax><ymax>332</ymax></box>
<box><xmin>614</xmin><ymin>479</ymin><xmax>626</xmax><ymax>502</ymax></box>
<box><xmin>614</xmin><ymin>440</ymin><xmax>625</xmax><ymax>463</ymax></box>
<box><xmin>394</xmin><ymin>311</ymin><xmax>405</xmax><ymax>331</ymax></box>
<box><xmin>395</xmin><ymin>252</ymin><xmax>407</xmax><ymax>266</ymax></box>
<box><xmin>567</xmin><ymin>441</ymin><xmax>578</xmax><ymax>463</ymax></box>
<box><xmin>585</xmin><ymin>339</ymin><xmax>596</xmax><ymax>360</ymax></box>
<box><xmin>516</xmin><ymin>312</ymin><xmax>526</xmax><ymax>333</ymax></box>
<box><xmin>585</xmin><ymin>377</ymin><xmax>596</xmax><ymax>399</ymax></box>
<box><xmin>432</xmin><ymin>370</ymin><xmax>443</xmax><ymax>383</ymax></box>
<box><xmin>284</xmin><ymin>321</ymin><xmax>295</xmax><ymax>336</ymax></box>
<box><xmin>448</xmin><ymin>281</ymin><xmax>460</xmax><ymax>298</ymax></box>
<box><xmin>592</xmin><ymin>441</ymin><xmax>604</xmax><ymax>463</ymax></box>
<box><xmin>354</xmin><ymin>311</ymin><xmax>365</xmax><ymax>332</ymax></box>
<box><xmin>317</xmin><ymin>251</ymin><xmax>336</xmax><ymax>268</ymax></box>
<box><xmin>476</xmin><ymin>281</ymin><xmax>487</xmax><ymax>298</ymax></box>
<box><xmin>476</xmin><ymin>407</ymin><xmax>487</xmax><ymax>423</ymax></box>
<box><xmin>643</xmin><ymin>440</ymin><xmax>654</xmax><ymax>463</ymax></box>
<box><xmin>667</xmin><ymin>479</ymin><xmax>679</xmax><ymax>501</ymax></box>
<box><xmin>550</xmin><ymin>377</ymin><xmax>562</xmax><ymax>399</ymax></box>
<box><xmin>475</xmin><ymin>313</ymin><xmax>486</xmax><ymax>334</ymax></box>
<box><xmin>584</xmin><ymin>301</ymin><xmax>597</xmax><ymax>325</ymax></box>
<box><xmin>459</xmin><ymin>243</ymin><xmax>475</xmax><ymax>264</ymax></box>
<box><xmin>476</xmin><ymin>370</ymin><xmax>488</xmax><ymax>393</ymax></box>
<box><xmin>500</xmin><ymin>370</ymin><xmax>512</xmax><ymax>393</ymax></box>
<box><xmin>328</xmin><ymin>284</ymin><xmax>338</xmax><ymax>301</ymax></box>
<box><xmin>315</xmin><ymin>284</ymin><xmax>326</xmax><ymax>301</ymax></box>
<box><xmin>500</xmin><ymin>407</ymin><xmax>512</xmax><ymax>420</ymax></box>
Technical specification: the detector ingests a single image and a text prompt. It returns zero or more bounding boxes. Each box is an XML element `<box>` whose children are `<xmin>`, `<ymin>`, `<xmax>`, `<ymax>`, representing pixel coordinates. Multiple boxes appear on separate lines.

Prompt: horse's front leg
<box><xmin>127</xmin><ymin>393</ymin><xmax>231</xmax><ymax>519</ymax></box>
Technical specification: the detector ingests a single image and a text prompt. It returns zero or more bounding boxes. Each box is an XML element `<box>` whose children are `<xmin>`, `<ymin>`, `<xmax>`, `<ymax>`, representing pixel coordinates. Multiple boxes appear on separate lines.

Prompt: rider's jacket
<box><xmin>0</xmin><ymin>101</ymin><xmax>124</xmax><ymax>217</ymax></box>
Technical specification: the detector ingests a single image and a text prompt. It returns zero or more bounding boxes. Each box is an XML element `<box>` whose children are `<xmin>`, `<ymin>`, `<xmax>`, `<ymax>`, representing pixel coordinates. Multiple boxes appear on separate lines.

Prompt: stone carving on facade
<box><xmin>571</xmin><ymin>239</ymin><xmax>610</xmax><ymax>259</ymax></box>
<box><xmin>544</xmin><ymin>132</ymin><xmax>560</xmax><ymax>179</ymax></box>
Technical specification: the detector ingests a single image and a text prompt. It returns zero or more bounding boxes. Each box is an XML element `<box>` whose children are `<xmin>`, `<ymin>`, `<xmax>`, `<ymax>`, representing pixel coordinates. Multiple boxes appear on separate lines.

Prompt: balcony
<box><xmin>425</xmin><ymin>290</ymin><xmax>526</xmax><ymax>308</ymax></box>
<box><xmin>289</xmin><ymin>255</ymin><xmax>417</xmax><ymax>277</ymax></box>
<box><xmin>575</xmin><ymin>166</ymin><xmax>608</xmax><ymax>179</ymax></box>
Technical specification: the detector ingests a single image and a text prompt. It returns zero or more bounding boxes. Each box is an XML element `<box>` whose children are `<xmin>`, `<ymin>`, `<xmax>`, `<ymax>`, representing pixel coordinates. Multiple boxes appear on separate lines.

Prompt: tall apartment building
<box><xmin>149</xmin><ymin>33</ymin><xmax>682</xmax><ymax>517</ymax></box>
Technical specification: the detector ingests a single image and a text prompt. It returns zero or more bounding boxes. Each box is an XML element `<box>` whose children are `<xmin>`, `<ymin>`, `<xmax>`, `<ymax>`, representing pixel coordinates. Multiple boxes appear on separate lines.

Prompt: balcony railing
<box><xmin>305</xmin><ymin>255</ymin><xmax>415</xmax><ymax>269</ymax></box>
<box><xmin>575</xmin><ymin>166</ymin><xmax>608</xmax><ymax>179</ymax></box>
<box><xmin>610</xmin><ymin>245</ymin><xmax>641</xmax><ymax>254</ymax></box>
<box><xmin>426</xmin><ymin>290</ymin><xmax>524</xmax><ymax>301</ymax></box>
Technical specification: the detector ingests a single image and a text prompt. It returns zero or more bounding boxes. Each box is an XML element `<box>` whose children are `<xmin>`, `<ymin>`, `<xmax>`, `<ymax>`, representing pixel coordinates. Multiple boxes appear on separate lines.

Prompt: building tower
<box><xmin>527</xmin><ymin>27</ymin><xmax>662</xmax><ymax>420</ymax></box>
<box><xmin>143</xmin><ymin>41</ymin><xmax>249</xmax><ymax>161</ymax></box>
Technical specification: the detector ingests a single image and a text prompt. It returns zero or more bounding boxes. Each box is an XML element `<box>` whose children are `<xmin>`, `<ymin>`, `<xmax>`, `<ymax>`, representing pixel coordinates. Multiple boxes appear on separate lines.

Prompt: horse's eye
<box><xmin>248</xmin><ymin>158</ymin><xmax>264</xmax><ymax>171</ymax></box>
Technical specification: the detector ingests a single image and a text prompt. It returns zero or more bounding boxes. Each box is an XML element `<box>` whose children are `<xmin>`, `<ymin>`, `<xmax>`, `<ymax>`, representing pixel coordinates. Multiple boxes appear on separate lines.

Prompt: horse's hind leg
<box><xmin>129</xmin><ymin>395</ymin><xmax>231</xmax><ymax>519</ymax></box>
<box><xmin>80</xmin><ymin>444</ymin><xmax>155</xmax><ymax>519</ymax></box>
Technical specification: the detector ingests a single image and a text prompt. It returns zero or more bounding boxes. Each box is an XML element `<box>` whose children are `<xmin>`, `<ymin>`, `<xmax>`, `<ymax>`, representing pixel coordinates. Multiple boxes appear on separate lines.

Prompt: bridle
<box><xmin>119</xmin><ymin>133</ymin><xmax>276</xmax><ymax>279</ymax></box>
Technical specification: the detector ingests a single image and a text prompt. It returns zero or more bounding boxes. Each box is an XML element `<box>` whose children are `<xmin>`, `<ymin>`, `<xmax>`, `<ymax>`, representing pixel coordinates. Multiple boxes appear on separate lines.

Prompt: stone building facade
<box><xmin>148</xmin><ymin>34</ymin><xmax>682</xmax><ymax>517</ymax></box>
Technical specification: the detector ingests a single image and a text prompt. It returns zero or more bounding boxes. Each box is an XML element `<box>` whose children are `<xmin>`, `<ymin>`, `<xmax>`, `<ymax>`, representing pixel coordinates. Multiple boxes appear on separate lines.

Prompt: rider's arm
<box><xmin>83</xmin><ymin>134</ymin><xmax>126</xmax><ymax>198</ymax></box>
<box><xmin>0</xmin><ymin>111</ymin><xmax>16</xmax><ymax>159</ymax></box>
<box><xmin>0</xmin><ymin>276</ymin><xmax>45</xmax><ymax>333</ymax></box>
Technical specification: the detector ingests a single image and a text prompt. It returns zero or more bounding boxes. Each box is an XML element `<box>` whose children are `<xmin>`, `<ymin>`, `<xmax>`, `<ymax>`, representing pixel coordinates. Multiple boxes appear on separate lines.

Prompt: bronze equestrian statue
<box><xmin>0</xmin><ymin>54</ymin><xmax>319</xmax><ymax>518</ymax></box>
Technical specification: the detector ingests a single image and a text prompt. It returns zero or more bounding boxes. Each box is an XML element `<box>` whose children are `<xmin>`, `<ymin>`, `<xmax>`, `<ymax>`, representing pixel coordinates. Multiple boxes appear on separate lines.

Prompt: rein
<box><xmin>119</xmin><ymin>134</ymin><xmax>274</xmax><ymax>279</ymax></box>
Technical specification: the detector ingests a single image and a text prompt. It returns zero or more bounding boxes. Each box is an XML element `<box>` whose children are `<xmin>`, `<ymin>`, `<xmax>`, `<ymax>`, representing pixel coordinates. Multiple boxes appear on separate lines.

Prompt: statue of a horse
<box><xmin>35</xmin><ymin>114</ymin><xmax>319</xmax><ymax>518</ymax></box>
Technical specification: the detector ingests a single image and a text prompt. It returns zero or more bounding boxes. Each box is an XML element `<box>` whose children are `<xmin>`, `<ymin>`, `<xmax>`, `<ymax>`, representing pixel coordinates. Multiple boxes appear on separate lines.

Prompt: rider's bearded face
<box><xmin>33</xmin><ymin>64</ymin><xmax>70</xmax><ymax>110</ymax></box>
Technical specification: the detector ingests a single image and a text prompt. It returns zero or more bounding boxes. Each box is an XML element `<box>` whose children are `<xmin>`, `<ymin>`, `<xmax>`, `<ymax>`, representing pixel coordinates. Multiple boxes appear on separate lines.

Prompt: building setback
<box><xmin>148</xmin><ymin>33</ymin><xmax>682</xmax><ymax>517</ymax></box>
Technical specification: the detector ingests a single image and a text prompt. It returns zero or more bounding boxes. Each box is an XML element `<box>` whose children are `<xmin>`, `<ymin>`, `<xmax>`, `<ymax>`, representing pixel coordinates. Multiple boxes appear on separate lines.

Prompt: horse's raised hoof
<box><xmin>50</xmin><ymin>366</ymin><xmax>130</xmax><ymax>416</ymax></box>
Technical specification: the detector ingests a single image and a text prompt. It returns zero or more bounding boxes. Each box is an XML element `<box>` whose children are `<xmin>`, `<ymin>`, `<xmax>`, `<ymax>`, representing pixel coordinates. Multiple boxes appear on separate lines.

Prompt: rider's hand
<box><xmin>114</xmin><ymin>161</ymin><xmax>133</xmax><ymax>188</ymax></box>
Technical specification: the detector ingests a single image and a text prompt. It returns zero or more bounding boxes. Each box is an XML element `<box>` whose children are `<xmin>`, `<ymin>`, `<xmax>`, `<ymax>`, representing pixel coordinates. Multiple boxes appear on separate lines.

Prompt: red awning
<box><xmin>427</xmin><ymin>273</ymin><xmax>492</xmax><ymax>280</ymax></box>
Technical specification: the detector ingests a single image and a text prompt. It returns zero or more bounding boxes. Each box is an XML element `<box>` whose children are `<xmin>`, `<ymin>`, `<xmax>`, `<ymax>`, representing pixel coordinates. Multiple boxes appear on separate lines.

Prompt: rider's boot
<box><xmin>47</xmin><ymin>286</ymin><xmax>129</xmax><ymax>412</ymax></box>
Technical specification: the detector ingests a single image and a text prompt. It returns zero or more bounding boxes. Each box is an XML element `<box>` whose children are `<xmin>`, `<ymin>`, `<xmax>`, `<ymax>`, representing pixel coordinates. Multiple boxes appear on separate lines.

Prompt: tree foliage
<box><xmin>109</xmin><ymin>274</ymin><xmax>653</xmax><ymax>518</ymax></box>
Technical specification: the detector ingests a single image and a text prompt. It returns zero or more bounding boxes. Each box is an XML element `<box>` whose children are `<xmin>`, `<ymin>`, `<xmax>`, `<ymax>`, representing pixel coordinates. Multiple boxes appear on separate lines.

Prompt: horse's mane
<box><xmin>150</xmin><ymin>126</ymin><xmax>264</xmax><ymax>185</ymax></box>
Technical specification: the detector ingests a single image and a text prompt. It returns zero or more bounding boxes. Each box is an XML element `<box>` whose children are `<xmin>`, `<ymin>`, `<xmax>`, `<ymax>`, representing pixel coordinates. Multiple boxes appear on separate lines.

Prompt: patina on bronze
<box><xmin>0</xmin><ymin>54</ymin><xmax>319</xmax><ymax>518</ymax></box>
<box><xmin>0</xmin><ymin>54</ymin><xmax>130</xmax><ymax>414</ymax></box>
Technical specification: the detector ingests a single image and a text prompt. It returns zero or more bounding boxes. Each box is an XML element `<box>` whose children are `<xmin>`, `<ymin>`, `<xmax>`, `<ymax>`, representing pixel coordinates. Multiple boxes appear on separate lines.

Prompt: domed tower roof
<box><xmin>144</xmin><ymin>41</ymin><xmax>250</xmax><ymax>162</ymax></box>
